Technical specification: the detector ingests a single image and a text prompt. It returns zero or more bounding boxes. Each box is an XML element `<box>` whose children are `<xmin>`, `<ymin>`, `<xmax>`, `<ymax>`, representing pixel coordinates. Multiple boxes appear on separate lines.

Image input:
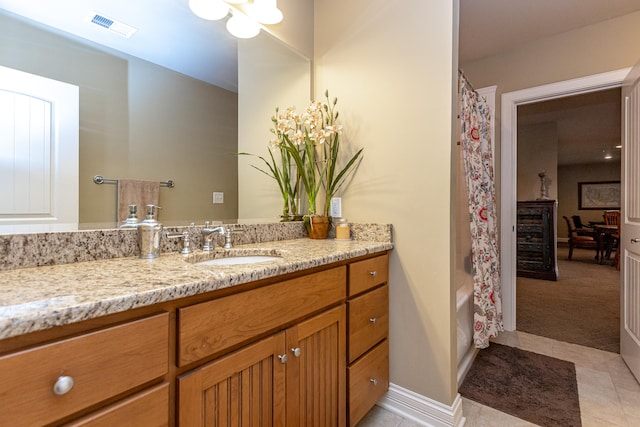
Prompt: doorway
<box><xmin>500</xmin><ymin>68</ymin><xmax>630</xmax><ymax>331</ymax></box>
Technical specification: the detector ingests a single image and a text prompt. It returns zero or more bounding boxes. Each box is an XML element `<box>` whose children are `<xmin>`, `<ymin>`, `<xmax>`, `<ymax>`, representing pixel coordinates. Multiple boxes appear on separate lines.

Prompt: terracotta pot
<box><xmin>305</xmin><ymin>215</ymin><xmax>330</xmax><ymax>239</ymax></box>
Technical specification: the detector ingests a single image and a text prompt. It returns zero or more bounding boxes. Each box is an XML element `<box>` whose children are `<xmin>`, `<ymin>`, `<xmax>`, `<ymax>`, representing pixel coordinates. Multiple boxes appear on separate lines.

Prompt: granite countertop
<box><xmin>0</xmin><ymin>238</ymin><xmax>392</xmax><ymax>340</ymax></box>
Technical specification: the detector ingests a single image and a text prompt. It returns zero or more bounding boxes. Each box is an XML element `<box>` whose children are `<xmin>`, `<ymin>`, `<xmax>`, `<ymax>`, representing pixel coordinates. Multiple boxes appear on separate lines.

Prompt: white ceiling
<box><xmin>460</xmin><ymin>0</ymin><xmax>640</xmax><ymax>166</ymax></box>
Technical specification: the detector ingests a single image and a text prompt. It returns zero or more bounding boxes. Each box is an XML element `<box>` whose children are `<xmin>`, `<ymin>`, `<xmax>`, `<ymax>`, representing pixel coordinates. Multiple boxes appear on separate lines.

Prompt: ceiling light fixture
<box><xmin>189</xmin><ymin>0</ymin><xmax>274</xmax><ymax>39</ymax></box>
<box><xmin>226</xmin><ymin>11</ymin><xmax>261</xmax><ymax>38</ymax></box>
<box><xmin>189</xmin><ymin>0</ymin><xmax>229</xmax><ymax>21</ymax></box>
<box><xmin>248</xmin><ymin>0</ymin><xmax>283</xmax><ymax>25</ymax></box>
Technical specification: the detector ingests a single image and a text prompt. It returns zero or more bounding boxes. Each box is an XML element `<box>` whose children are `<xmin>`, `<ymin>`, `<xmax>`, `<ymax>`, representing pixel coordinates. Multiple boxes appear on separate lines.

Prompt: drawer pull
<box><xmin>369</xmin><ymin>317</ymin><xmax>377</xmax><ymax>324</ymax></box>
<box><xmin>369</xmin><ymin>378</ymin><xmax>378</xmax><ymax>386</ymax></box>
<box><xmin>53</xmin><ymin>375</ymin><xmax>75</xmax><ymax>396</ymax></box>
<box><xmin>369</xmin><ymin>271</ymin><xmax>377</xmax><ymax>276</ymax></box>
<box><xmin>278</xmin><ymin>354</ymin><xmax>288</xmax><ymax>364</ymax></box>
<box><xmin>291</xmin><ymin>347</ymin><xmax>301</xmax><ymax>357</ymax></box>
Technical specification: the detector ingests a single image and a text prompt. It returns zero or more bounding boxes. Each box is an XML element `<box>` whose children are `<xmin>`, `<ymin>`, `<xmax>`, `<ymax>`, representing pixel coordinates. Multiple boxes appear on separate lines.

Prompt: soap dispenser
<box><xmin>138</xmin><ymin>205</ymin><xmax>162</xmax><ymax>259</ymax></box>
<box><xmin>121</xmin><ymin>204</ymin><xmax>139</xmax><ymax>228</ymax></box>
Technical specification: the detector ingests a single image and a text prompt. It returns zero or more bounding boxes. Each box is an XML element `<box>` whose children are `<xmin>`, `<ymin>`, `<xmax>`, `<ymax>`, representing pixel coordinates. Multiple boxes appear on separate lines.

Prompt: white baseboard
<box><xmin>377</xmin><ymin>383</ymin><xmax>466</xmax><ymax>427</ymax></box>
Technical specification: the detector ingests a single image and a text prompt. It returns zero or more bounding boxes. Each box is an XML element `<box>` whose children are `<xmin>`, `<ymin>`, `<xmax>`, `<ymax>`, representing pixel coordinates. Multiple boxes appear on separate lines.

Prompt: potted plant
<box><xmin>281</xmin><ymin>91</ymin><xmax>363</xmax><ymax>238</ymax></box>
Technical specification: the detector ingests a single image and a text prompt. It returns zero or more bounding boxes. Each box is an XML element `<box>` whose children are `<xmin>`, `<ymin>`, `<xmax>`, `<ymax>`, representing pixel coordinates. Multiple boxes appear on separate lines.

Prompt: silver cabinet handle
<box><xmin>278</xmin><ymin>354</ymin><xmax>288</xmax><ymax>364</ymax></box>
<box><xmin>291</xmin><ymin>347</ymin><xmax>301</xmax><ymax>357</ymax></box>
<box><xmin>631</xmin><ymin>238</ymin><xmax>640</xmax><ymax>243</ymax></box>
<box><xmin>369</xmin><ymin>317</ymin><xmax>377</xmax><ymax>324</ymax></box>
<box><xmin>369</xmin><ymin>271</ymin><xmax>377</xmax><ymax>276</ymax></box>
<box><xmin>53</xmin><ymin>375</ymin><xmax>74</xmax><ymax>395</ymax></box>
<box><xmin>369</xmin><ymin>378</ymin><xmax>378</xmax><ymax>386</ymax></box>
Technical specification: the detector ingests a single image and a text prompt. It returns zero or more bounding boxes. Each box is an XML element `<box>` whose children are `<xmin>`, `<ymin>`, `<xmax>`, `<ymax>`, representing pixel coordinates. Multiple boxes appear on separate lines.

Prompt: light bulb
<box><xmin>189</xmin><ymin>0</ymin><xmax>229</xmax><ymax>20</ymax></box>
<box><xmin>226</xmin><ymin>12</ymin><xmax>260</xmax><ymax>38</ymax></box>
<box><xmin>248</xmin><ymin>0</ymin><xmax>283</xmax><ymax>24</ymax></box>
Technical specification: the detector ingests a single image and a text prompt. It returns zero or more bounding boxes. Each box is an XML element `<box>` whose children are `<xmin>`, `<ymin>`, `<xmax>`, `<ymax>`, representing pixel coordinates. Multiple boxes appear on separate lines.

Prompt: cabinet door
<box><xmin>178</xmin><ymin>333</ymin><xmax>286</xmax><ymax>427</ymax></box>
<box><xmin>286</xmin><ymin>305</ymin><xmax>346</xmax><ymax>427</ymax></box>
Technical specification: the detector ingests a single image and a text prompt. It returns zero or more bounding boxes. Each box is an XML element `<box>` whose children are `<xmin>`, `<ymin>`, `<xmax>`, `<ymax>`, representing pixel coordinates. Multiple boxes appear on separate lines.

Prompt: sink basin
<box><xmin>196</xmin><ymin>255</ymin><xmax>282</xmax><ymax>266</ymax></box>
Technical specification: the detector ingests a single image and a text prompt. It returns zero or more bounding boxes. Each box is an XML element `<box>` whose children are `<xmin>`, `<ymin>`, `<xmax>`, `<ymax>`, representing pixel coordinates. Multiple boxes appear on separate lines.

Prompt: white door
<box><xmin>0</xmin><ymin>65</ymin><xmax>79</xmax><ymax>233</ymax></box>
<box><xmin>621</xmin><ymin>62</ymin><xmax>640</xmax><ymax>382</ymax></box>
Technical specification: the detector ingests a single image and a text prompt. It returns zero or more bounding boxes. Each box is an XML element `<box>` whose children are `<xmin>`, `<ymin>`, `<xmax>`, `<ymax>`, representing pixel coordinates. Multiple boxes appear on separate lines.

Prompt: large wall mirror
<box><xmin>0</xmin><ymin>0</ymin><xmax>310</xmax><ymax>234</ymax></box>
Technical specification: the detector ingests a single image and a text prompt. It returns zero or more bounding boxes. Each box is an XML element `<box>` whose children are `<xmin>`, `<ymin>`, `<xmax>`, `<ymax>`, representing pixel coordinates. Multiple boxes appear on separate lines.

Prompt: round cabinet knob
<box><xmin>369</xmin><ymin>378</ymin><xmax>378</xmax><ymax>386</ymax></box>
<box><xmin>369</xmin><ymin>271</ymin><xmax>377</xmax><ymax>276</ymax></box>
<box><xmin>278</xmin><ymin>354</ymin><xmax>288</xmax><ymax>364</ymax></box>
<box><xmin>53</xmin><ymin>375</ymin><xmax>75</xmax><ymax>396</ymax></box>
<box><xmin>369</xmin><ymin>317</ymin><xmax>377</xmax><ymax>324</ymax></box>
<box><xmin>291</xmin><ymin>347</ymin><xmax>301</xmax><ymax>357</ymax></box>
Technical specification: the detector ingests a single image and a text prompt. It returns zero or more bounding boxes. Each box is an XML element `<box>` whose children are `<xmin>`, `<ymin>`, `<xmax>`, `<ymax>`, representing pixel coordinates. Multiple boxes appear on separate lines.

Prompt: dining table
<box><xmin>593</xmin><ymin>224</ymin><xmax>619</xmax><ymax>264</ymax></box>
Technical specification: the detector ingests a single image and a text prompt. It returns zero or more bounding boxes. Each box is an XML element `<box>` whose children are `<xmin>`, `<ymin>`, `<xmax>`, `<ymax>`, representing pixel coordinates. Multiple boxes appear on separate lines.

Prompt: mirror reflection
<box><xmin>0</xmin><ymin>1</ymin><xmax>310</xmax><ymax>233</ymax></box>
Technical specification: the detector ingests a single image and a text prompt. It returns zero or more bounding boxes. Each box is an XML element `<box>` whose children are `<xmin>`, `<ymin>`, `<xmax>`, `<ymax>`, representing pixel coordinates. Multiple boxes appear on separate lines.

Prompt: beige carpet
<box><xmin>516</xmin><ymin>245</ymin><xmax>620</xmax><ymax>353</ymax></box>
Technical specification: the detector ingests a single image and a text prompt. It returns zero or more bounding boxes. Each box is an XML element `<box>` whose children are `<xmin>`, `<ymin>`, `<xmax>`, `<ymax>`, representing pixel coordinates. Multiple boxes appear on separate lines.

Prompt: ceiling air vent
<box><xmin>88</xmin><ymin>12</ymin><xmax>138</xmax><ymax>39</ymax></box>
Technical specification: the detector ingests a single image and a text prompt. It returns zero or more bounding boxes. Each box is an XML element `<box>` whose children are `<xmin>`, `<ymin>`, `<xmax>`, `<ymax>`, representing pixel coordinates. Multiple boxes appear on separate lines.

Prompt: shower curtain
<box><xmin>459</xmin><ymin>72</ymin><xmax>504</xmax><ymax>348</ymax></box>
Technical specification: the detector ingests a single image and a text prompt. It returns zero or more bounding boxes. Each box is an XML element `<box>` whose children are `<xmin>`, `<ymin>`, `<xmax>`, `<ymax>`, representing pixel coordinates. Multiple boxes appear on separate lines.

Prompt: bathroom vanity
<box><xmin>0</xmin><ymin>232</ymin><xmax>391</xmax><ymax>426</ymax></box>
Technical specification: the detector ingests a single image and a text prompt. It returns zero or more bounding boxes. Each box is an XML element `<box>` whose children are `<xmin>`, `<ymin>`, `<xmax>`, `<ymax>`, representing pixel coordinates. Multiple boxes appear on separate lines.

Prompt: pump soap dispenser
<box><xmin>138</xmin><ymin>205</ymin><xmax>162</xmax><ymax>259</ymax></box>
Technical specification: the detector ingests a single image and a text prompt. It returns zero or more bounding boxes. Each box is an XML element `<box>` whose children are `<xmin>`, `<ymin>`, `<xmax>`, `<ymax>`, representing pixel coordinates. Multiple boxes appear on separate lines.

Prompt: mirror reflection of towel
<box><xmin>117</xmin><ymin>179</ymin><xmax>160</xmax><ymax>224</ymax></box>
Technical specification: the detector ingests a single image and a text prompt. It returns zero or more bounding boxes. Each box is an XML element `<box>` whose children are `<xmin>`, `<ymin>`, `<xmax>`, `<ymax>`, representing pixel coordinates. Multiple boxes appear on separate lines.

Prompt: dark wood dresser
<box><xmin>516</xmin><ymin>200</ymin><xmax>558</xmax><ymax>281</ymax></box>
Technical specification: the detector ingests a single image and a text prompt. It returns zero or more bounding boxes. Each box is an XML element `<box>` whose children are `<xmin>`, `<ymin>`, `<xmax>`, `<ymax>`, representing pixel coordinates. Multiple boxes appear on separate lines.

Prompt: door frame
<box><xmin>500</xmin><ymin>68</ymin><xmax>630</xmax><ymax>330</ymax></box>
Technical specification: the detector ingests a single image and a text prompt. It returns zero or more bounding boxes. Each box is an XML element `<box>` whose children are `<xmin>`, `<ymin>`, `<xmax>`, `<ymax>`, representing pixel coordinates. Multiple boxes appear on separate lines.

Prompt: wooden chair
<box><xmin>562</xmin><ymin>216</ymin><xmax>598</xmax><ymax>261</ymax></box>
<box><xmin>604</xmin><ymin>211</ymin><xmax>621</xmax><ymax>270</ymax></box>
<box><xmin>571</xmin><ymin>215</ymin><xmax>598</xmax><ymax>238</ymax></box>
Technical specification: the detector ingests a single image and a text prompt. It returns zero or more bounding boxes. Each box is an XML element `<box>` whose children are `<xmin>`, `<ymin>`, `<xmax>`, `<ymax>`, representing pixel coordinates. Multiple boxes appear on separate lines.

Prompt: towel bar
<box><xmin>93</xmin><ymin>175</ymin><xmax>174</xmax><ymax>188</ymax></box>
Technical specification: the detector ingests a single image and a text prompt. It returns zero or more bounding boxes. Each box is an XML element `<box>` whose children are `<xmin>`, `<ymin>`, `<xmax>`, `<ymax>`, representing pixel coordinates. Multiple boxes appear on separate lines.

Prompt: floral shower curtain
<box><xmin>459</xmin><ymin>72</ymin><xmax>504</xmax><ymax>348</ymax></box>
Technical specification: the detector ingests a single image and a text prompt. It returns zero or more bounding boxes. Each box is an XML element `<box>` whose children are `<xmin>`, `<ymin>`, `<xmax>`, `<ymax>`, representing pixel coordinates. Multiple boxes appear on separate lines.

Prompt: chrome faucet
<box><xmin>202</xmin><ymin>222</ymin><xmax>227</xmax><ymax>251</ymax></box>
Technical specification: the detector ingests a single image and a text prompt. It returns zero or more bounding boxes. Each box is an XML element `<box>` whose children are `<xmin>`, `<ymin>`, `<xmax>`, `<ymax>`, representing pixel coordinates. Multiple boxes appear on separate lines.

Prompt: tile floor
<box><xmin>357</xmin><ymin>331</ymin><xmax>640</xmax><ymax>427</ymax></box>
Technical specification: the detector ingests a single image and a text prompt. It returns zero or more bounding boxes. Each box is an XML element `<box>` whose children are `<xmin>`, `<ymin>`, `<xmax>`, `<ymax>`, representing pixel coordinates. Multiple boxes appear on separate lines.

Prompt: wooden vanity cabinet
<box><xmin>0</xmin><ymin>312</ymin><xmax>169</xmax><ymax>427</ymax></box>
<box><xmin>177</xmin><ymin>267</ymin><xmax>347</xmax><ymax>426</ymax></box>
<box><xmin>347</xmin><ymin>254</ymin><xmax>390</xmax><ymax>426</ymax></box>
<box><xmin>0</xmin><ymin>251</ymin><xmax>390</xmax><ymax>426</ymax></box>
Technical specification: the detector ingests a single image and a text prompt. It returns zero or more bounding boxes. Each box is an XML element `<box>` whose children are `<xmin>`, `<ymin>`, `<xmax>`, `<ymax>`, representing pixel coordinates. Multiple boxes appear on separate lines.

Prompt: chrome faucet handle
<box><xmin>167</xmin><ymin>231</ymin><xmax>191</xmax><ymax>254</ymax></box>
<box><xmin>222</xmin><ymin>228</ymin><xmax>243</xmax><ymax>249</ymax></box>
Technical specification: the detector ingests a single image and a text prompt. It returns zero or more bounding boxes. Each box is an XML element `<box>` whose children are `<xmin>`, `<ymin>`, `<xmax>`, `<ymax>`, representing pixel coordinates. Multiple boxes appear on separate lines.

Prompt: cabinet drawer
<box><xmin>0</xmin><ymin>313</ymin><xmax>169</xmax><ymax>427</ymax></box>
<box><xmin>65</xmin><ymin>383</ymin><xmax>169</xmax><ymax>427</ymax></box>
<box><xmin>348</xmin><ymin>285</ymin><xmax>388</xmax><ymax>363</ymax></box>
<box><xmin>349</xmin><ymin>254</ymin><xmax>388</xmax><ymax>296</ymax></box>
<box><xmin>178</xmin><ymin>266</ymin><xmax>346</xmax><ymax>366</ymax></box>
<box><xmin>348</xmin><ymin>340</ymin><xmax>389</xmax><ymax>427</ymax></box>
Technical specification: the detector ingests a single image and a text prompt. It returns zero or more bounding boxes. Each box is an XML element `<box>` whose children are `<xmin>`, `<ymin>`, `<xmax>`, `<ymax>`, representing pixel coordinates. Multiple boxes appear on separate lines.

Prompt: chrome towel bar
<box><xmin>93</xmin><ymin>175</ymin><xmax>174</xmax><ymax>188</ymax></box>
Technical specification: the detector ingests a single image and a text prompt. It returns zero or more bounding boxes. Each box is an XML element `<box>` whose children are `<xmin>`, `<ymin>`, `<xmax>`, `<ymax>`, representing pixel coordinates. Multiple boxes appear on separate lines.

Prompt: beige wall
<box><xmin>0</xmin><ymin>13</ymin><xmax>238</xmax><ymax>227</ymax></box>
<box><xmin>314</xmin><ymin>0</ymin><xmax>459</xmax><ymax>405</ymax></box>
<box><xmin>558</xmin><ymin>162</ymin><xmax>621</xmax><ymax>238</ymax></box>
<box><xmin>517</xmin><ymin>122</ymin><xmax>558</xmax><ymax>201</ymax></box>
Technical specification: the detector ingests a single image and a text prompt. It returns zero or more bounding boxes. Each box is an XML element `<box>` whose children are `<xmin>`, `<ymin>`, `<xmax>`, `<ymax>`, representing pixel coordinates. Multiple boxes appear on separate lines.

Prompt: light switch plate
<box><xmin>213</xmin><ymin>192</ymin><xmax>224</xmax><ymax>204</ymax></box>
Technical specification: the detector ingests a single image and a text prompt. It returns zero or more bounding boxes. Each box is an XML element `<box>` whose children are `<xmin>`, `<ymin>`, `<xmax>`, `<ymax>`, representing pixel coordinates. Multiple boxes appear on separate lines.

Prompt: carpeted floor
<box><xmin>459</xmin><ymin>342</ymin><xmax>581</xmax><ymax>427</ymax></box>
<box><xmin>516</xmin><ymin>245</ymin><xmax>620</xmax><ymax>353</ymax></box>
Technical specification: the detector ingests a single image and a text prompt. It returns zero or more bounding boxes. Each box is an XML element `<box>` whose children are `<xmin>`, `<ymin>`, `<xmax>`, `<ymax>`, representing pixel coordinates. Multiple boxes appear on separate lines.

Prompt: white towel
<box><xmin>117</xmin><ymin>179</ymin><xmax>160</xmax><ymax>224</ymax></box>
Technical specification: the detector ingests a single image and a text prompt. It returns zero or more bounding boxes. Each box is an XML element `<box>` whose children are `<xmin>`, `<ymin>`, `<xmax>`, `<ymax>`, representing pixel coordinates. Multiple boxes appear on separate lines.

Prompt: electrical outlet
<box><xmin>330</xmin><ymin>197</ymin><xmax>342</xmax><ymax>217</ymax></box>
<box><xmin>213</xmin><ymin>192</ymin><xmax>224</xmax><ymax>204</ymax></box>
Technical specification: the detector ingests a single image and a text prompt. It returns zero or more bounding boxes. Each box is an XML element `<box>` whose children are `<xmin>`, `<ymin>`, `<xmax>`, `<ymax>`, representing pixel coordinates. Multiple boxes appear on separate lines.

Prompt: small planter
<box><xmin>305</xmin><ymin>215</ymin><xmax>330</xmax><ymax>239</ymax></box>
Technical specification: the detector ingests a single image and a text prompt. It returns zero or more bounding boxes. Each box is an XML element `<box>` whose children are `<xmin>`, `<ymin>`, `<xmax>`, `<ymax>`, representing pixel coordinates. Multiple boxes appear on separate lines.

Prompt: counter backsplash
<box><xmin>0</xmin><ymin>222</ymin><xmax>392</xmax><ymax>271</ymax></box>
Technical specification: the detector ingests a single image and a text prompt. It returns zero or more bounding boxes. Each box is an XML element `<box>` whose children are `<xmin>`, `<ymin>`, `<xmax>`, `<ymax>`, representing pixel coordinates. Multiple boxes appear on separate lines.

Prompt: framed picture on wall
<box><xmin>578</xmin><ymin>181</ymin><xmax>621</xmax><ymax>210</ymax></box>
